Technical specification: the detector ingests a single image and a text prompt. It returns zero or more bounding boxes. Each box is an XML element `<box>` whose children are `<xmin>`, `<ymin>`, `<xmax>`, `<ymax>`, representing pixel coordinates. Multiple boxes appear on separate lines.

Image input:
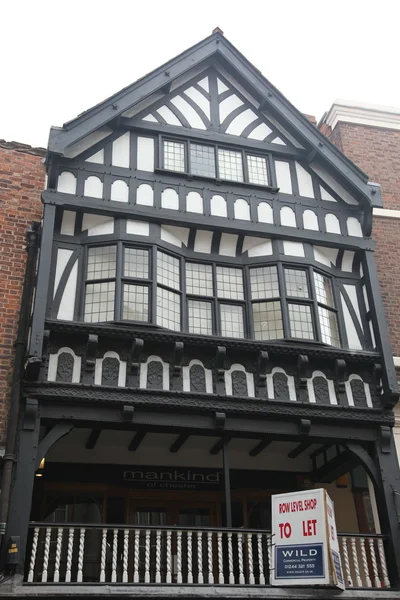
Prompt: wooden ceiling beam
<box><xmin>249</xmin><ymin>439</ymin><xmax>272</xmax><ymax>457</ymax></box>
<box><xmin>210</xmin><ymin>436</ymin><xmax>232</xmax><ymax>455</ymax></box>
<box><xmin>170</xmin><ymin>434</ymin><xmax>190</xmax><ymax>453</ymax></box>
<box><xmin>85</xmin><ymin>429</ymin><xmax>101</xmax><ymax>450</ymax></box>
<box><xmin>288</xmin><ymin>442</ymin><xmax>311</xmax><ymax>459</ymax></box>
<box><xmin>128</xmin><ymin>431</ymin><xmax>146</xmax><ymax>451</ymax></box>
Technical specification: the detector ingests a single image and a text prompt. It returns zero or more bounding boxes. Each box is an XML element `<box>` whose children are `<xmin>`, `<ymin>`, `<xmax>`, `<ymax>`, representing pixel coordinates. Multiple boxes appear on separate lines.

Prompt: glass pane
<box><xmin>190</xmin><ymin>144</ymin><xmax>216</xmax><ymax>178</ymax></box>
<box><xmin>123</xmin><ymin>284</ymin><xmax>149</xmax><ymax>321</ymax></box>
<box><xmin>247</xmin><ymin>155</ymin><xmax>269</xmax><ymax>185</ymax></box>
<box><xmin>188</xmin><ymin>299</ymin><xmax>212</xmax><ymax>335</ymax></box>
<box><xmin>250</xmin><ymin>266</ymin><xmax>279</xmax><ymax>299</ymax></box>
<box><xmin>124</xmin><ymin>248</ymin><xmax>149</xmax><ymax>279</ymax></box>
<box><xmin>186</xmin><ymin>263</ymin><xmax>213</xmax><ymax>296</ymax></box>
<box><xmin>285</xmin><ymin>268</ymin><xmax>309</xmax><ymax>298</ymax></box>
<box><xmin>157</xmin><ymin>251</ymin><xmax>180</xmax><ymax>290</ymax></box>
<box><xmin>84</xmin><ymin>281</ymin><xmax>115</xmax><ymax>322</ymax></box>
<box><xmin>220</xmin><ymin>304</ymin><xmax>244</xmax><ymax>338</ymax></box>
<box><xmin>218</xmin><ymin>149</ymin><xmax>244</xmax><ymax>182</ymax></box>
<box><xmin>314</xmin><ymin>272</ymin><xmax>335</xmax><ymax>307</ymax></box>
<box><xmin>87</xmin><ymin>246</ymin><xmax>116</xmax><ymax>280</ymax></box>
<box><xmin>288</xmin><ymin>303</ymin><xmax>314</xmax><ymax>339</ymax></box>
<box><xmin>216</xmin><ymin>266</ymin><xmax>244</xmax><ymax>300</ymax></box>
<box><xmin>319</xmin><ymin>306</ymin><xmax>340</xmax><ymax>346</ymax></box>
<box><xmin>253</xmin><ymin>301</ymin><xmax>283</xmax><ymax>340</ymax></box>
<box><xmin>163</xmin><ymin>140</ymin><xmax>185</xmax><ymax>172</ymax></box>
<box><xmin>157</xmin><ymin>286</ymin><xmax>181</xmax><ymax>330</ymax></box>
<box><xmin>135</xmin><ymin>509</ymin><xmax>167</xmax><ymax>526</ymax></box>
<box><xmin>179</xmin><ymin>509</ymin><xmax>210</xmax><ymax>527</ymax></box>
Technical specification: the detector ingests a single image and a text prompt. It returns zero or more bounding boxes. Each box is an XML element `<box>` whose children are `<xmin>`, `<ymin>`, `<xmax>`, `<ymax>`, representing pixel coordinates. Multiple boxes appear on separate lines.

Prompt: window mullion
<box><xmin>243</xmin><ymin>265</ymin><xmax>254</xmax><ymax>339</ymax></box>
<box><xmin>151</xmin><ymin>246</ymin><xmax>158</xmax><ymax>325</ymax></box>
<box><xmin>215</xmin><ymin>145</ymin><xmax>220</xmax><ymax>179</ymax></box>
<box><xmin>277</xmin><ymin>262</ymin><xmax>290</xmax><ymax>337</ymax></box>
<box><xmin>242</xmin><ymin>150</ymin><xmax>249</xmax><ymax>183</ymax></box>
<box><xmin>212</xmin><ymin>263</ymin><xmax>221</xmax><ymax>336</ymax></box>
<box><xmin>181</xmin><ymin>257</ymin><xmax>187</xmax><ymax>332</ymax></box>
<box><xmin>186</xmin><ymin>141</ymin><xmax>191</xmax><ymax>174</ymax></box>
<box><xmin>332</xmin><ymin>278</ymin><xmax>348</xmax><ymax>349</ymax></box>
<box><xmin>115</xmin><ymin>242</ymin><xmax>124</xmax><ymax>321</ymax></box>
<box><xmin>308</xmin><ymin>267</ymin><xmax>322</xmax><ymax>342</ymax></box>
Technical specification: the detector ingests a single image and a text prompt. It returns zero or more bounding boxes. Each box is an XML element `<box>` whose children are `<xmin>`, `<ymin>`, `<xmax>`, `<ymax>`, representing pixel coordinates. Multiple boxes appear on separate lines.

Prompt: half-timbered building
<box><xmin>3</xmin><ymin>30</ymin><xmax>400</xmax><ymax>597</ymax></box>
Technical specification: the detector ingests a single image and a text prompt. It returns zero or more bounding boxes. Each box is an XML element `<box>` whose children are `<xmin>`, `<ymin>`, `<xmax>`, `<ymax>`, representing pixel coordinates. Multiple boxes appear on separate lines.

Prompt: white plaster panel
<box><xmin>110</xmin><ymin>180</ymin><xmax>129</xmax><ymax>203</ymax></box>
<box><xmin>54</xmin><ymin>249</ymin><xmax>73</xmax><ymax>298</ymax></box>
<box><xmin>48</xmin><ymin>347</ymin><xmax>81</xmax><ymax>383</ymax></box>
<box><xmin>64</xmin><ymin>128</ymin><xmax>111</xmax><ymax>159</ymax></box>
<box><xmin>272</xmin><ymin>137</ymin><xmax>286</xmax><ymax>146</ymax></box>
<box><xmin>343</xmin><ymin>284</ymin><xmax>362</xmax><ymax>326</ymax></box>
<box><xmin>95</xmin><ymin>351</ymin><xmax>126</xmax><ymax>387</ymax></box>
<box><xmin>210</xmin><ymin>195</ymin><xmax>227</xmax><ymax>218</ymax></box>
<box><xmin>60</xmin><ymin>211</ymin><xmax>76</xmax><ymax>236</ymax></box>
<box><xmin>295</xmin><ymin>163</ymin><xmax>314</xmax><ymax>198</ymax></box>
<box><xmin>225</xmin><ymin>364</ymin><xmax>255</xmax><ymax>398</ymax></box>
<box><xmin>320</xmin><ymin>185</ymin><xmax>336</xmax><ymax>202</ymax></box>
<box><xmin>275</xmin><ymin>161</ymin><xmax>292</xmax><ymax>194</ymax></box>
<box><xmin>362</xmin><ymin>285</ymin><xmax>370</xmax><ymax>312</ymax></box>
<box><xmin>198</xmin><ymin>76</ymin><xmax>209</xmax><ymax>92</ymax></box>
<box><xmin>226</xmin><ymin>109</ymin><xmax>257</xmax><ymax>136</ymax></box>
<box><xmin>257</xmin><ymin>202</ymin><xmax>273</xmax><ymax>223</ymax></box>
<box><xmin>161</xmin><ymin>225</ymin><xmax>189</xmax><ymax>248</ymax></box>
<box><xmin>57</xmin><ymin>172</ymin><xmax>76</xmax><ymax>194</ymax></box>
<box><xmin>137</xmin><ymin>137</ymin><xmax>155</xmax><ymax>172</ymax></box>
<box><xmin>341</xmin><ymin>293</ymin><xmax>362</xmax><ymax>350</ymax></box>
<box><xmin>311</xmin><ymin>164</ymin><xmax>357</xmax><ymax>205</ymax></box>
<box><xmin>342</xmin><ymin>251</ymin><xmax>355</xmax><ymax>272</ymax></box>
<box><xmin>140</xmin><ymin>356</ymin><xmax>169</xmax><ymax>390</ymax></box>
<box><xmin>248</xmin><ymin>123</ymin><xmax>272</xmax><ymax>140</ymax></box>
<box><xmin>243</xmin><ymin>237</ymin><xmax>272</xmax><ymax>256</ymax></box>
<box><xmin>219</xmin><ymin>233</ymin><xmax>238</xmax><ymax>257</ymax></box>
<box><xmin>86</xmin><ymin>149</ymin><xmax>104</xmax><ymax>164</ymax></box>
<box><xmin>347</xmin><ymin>216</ymin><xmax>363</xmax><ymax>237</ymax></box>
<box><xmin>184</xmin><ymin>87</ymin><xmax>210</xmax><ymax>119</ymax></box>
<box><xmin>267</xmin><ymin>367</ymin><xmax>296</xmax><ymax>401</ymax></box>
<box><xmin>369</xmin><ymin>321</ymin><xmax>376</xmax><ymax>348</ymax></box>
<box><xmin>186</xmin><ymin>191</ymin><xmax>203</xmax><ymax>214</ymax></box>
<box><xmin>217</xmin><ymin>78</ymin><xmax>228</xmax><ymax>94</ymax></box>
<box><xmin>57</xmin><ymin>260</ymin><xmax>78</xmax><ymax>321</ymax></box>
<box><xmin>194</xmin><ymin>230</ymin><xmax>213</xmax><ymax>254</ymax></box>
<box><xmin>82</xmin><ymin>214</ymin><xmax>114</xmax><ymax>236</ymax></box>
<box><xmin>170</xmin><ymin>96</ymin><xmax>206</xmax><ymax>129</ymax></box>
<box><xmin>182</xmin><ymin>359</ymin><xmax>213</xmax><ymax>394</ymax></box>
<box><xmin>112</xmin><ymin>132</ymin><xmax>130</xmax><ymax>168</ymax></box>
<box><xmin>280</xmin><ymin>206</ymin><xmax>296</xmax><ymax>227</ymax></box>
<box><xmin>345</xmin><ymin>375</ymin><xmax>372</xmax><ymax>408</ymax></box>
<box><xmin>283</xmin><ymin>241</ymin><xmax>305</xmax><ymax>257</ymax></box>
<box><xmin>303</xmin><ymin>209</ymin><xmax>318</xmax><ymax>230</ymax></box>
<box><xmin>234</xmin><ymin>198</ymin><xmax>250</xmax><ymax>220</ymax></box>
<box><xmin>126</xmin><ymin>220</ymin><xmax>150</xmax><ymax>236</ymax></box>
<box><xmin>136</xmin><ymin>183</ymin><xmax>154</xmax><ymax>206</ymax></box>
<box><xmin>313</xmin><ymin>246</ymin><xmax>338</xmax><ymax>268</ymax></box>
<box><xmin>157</xmin><ymin>105</ymin><xmax>182</xmax><ymax>126</ymax></box>
<box><xmin>325</xmin><ymin>213</ymin><xmax>341</xmax><ymax>234</ymax></box>
<box><xmin>219</xmin><ymin>94</ymin><xmax>243</xmax><ymax>123</ymax></box>
<box><xmin>142</xmin><ymin>114</ymin><xmax>158</xmax><ymax>123</ymax></box>
<box><xmin>161</xmin><ymin>188</ymin><xmax>179</xmax><ymax>210</ymax></box>
<box><xmin>84</xmin><ymin>176</ymin><xmax>103</xmax><ymax>199</ymax></box>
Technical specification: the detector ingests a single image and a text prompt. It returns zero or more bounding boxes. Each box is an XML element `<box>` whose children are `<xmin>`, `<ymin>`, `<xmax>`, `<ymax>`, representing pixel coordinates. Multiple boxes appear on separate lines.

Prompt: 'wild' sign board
<box><xmin>271</xmin><ymin>488</ymin><xmax>345</xmax><ymax>589</ymax></box>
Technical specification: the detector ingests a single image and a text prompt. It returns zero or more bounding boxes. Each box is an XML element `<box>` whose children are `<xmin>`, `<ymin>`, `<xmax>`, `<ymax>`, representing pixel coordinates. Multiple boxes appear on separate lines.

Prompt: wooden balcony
<box><xmin>26</xmin><ymin>523</ymin><xmax>390</xmax><ymax>590</ymax></box>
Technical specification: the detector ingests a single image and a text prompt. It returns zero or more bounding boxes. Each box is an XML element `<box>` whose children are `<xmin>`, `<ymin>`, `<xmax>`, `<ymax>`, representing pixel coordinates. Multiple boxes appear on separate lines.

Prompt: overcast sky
<box><xmin>1</xmin><ymin>0</ymin><xmax>399</xmax><ymax>148</ymax></box>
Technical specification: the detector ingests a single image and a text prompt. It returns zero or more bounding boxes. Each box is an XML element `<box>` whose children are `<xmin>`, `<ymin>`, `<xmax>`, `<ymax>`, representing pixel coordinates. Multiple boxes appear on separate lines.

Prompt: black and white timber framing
<box><xmin>4</xmin><ymin>30</ymin><xmax>400</xmax><ymax>595</ymax></box>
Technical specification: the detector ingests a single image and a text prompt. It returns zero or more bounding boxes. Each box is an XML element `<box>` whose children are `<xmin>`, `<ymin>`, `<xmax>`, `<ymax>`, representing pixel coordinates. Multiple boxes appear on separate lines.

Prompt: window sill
<box><xmin>155</xmin><ymin>168</ymin><xmax>279</xmax><ymax>194</ymax></box>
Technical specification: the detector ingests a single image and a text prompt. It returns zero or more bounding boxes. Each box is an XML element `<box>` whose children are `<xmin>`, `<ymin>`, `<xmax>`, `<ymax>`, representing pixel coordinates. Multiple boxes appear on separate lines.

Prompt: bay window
<box><xmin>82</xmin><ymin>243</ymin><xmax>344</xmax><ymax>348</ymax></box>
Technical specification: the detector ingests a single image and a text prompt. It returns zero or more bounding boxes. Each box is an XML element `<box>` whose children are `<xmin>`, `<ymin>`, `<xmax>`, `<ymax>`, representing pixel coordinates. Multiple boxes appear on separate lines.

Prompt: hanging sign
<box><xmin>271</xmin><ymin>488</ymin><xmax>344</xmax><ymax>589</ymax></box>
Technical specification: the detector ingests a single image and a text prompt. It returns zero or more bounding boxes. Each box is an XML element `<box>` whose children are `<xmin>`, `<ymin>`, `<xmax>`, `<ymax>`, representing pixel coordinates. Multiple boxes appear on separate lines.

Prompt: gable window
<box><xmin>161</xmin><ymin>138</ymin><xmax>269</xmax><ymax>187</ymax></box>
<box><xmin>81</xmin><ymin>244</ymin><xmax>344</xmax><ymax>348</ymax></box>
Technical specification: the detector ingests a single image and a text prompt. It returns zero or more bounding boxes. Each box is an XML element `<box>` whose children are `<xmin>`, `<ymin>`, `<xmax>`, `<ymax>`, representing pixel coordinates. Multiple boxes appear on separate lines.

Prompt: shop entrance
<box><xmin>129</xmin><ymin>499</ymin><xmax>217</xmax><ymax>527</ymax></box>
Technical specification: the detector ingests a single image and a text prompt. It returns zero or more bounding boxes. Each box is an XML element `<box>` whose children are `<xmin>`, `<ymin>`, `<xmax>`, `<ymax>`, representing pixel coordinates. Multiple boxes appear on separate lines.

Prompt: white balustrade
<box><xmin>25</xmin><ymin>524</ymin><xmax>389</xmax><ymax>589</ymax></box>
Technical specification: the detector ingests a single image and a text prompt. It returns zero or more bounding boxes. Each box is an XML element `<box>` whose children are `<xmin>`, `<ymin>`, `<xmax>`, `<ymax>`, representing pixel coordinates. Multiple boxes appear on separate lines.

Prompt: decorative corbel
<box><xmin>26</xmin><ymin>329</ymin><xmax>50</xmax><ymax>381</ymax></box>
<box><xmin>82</xmin><ymin>334</ymin><xmax>98</xmax><ymax>384</ymax></box>
<box><xmin>122</xmin><ymin>405</ymin><xmax>135</xmax><ymax>423</ymax></box>
<box><xmin>215</xmin><ymin>412</ymin><xmax>226</xmax><ymax>430</ymax></box>
<box><xmin>171</xmin><ymin>342</ymin><xmax>184</xmax><ymax>391</ymax></box>
<box><xmin>127</xmin><ymin>338</ymin><xmax>144</xmax><ymax>388</ymax></box>
<box><xmin>215</xmin><ymin>346</ymin><xmax>226</xmax><ymax>395</ymax></box>
<box><xmin>296</xmin><ymin>354</ymin><xmax>309</xmax><ymax>402</ymax></box>
<box><xmin>23</xmin><ymin>398</ymin><xmax>38</xmax><ymax>431</ymax></box>
<box><xmin>373</xmin><ymin>363</ymin><xmax>383</xmax><ymax>398</ymax></box>
<box><xmin>299</xmin><ymin>418</ymin><xmax>311</xmax><ymax>436</ymax></box>
<box><xmin>257</xmin><ymin>351</ymin><xmax>269</xmax><ymax>397</ymax></box>
<box><xmin>380</xmin><ymin>426</ymin><xmax>392</xmax><ymax>454</ymax></box>
<box><xmin>334</xmin><ymin>359</ymin><xmax>347</xmax><ymax>405</ymax></box>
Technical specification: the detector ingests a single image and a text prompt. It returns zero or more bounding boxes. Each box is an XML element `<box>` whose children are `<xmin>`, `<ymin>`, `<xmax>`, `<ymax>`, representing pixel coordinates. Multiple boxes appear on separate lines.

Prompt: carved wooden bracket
<box><xmin>300</xmin><ymin>418</ymin><xmax>311</xmax><ymax>435</ymax></box>
<box><xmin>334</xmin><ymin>359</ymin><xmax>347</xmax><ymax>405</ymax></box>
<box><xmin>170</xmin><ymin>342</ymin><xmax>184</xmax><ymax>391</ymax></box>
<box><xmin>122</xmin><ymin>405</ymin><xmax>135</xmax><ymax>423</ymax></box>
<box><xmin>127</xmin><ymin>338</ymin><xmax>144</xmax><ymax>387</ymax></box>
<box><xmin>257</xmin><ymin>351</ymin><xmax>269</xmax><ymax>396</ymax></box>
<box><xmin>215</xmin><ymin>412</ymin><xmax>226</xmax><ymax>430</ymax></box>
<box><xmin>23</xmin><ymin>398</ymin><xmax>38</xmax><ymax>431</ymax></box>
<box><xmin>214</xmin><ymin>346</ymin><xmax>226</xmax><ymax>394</ymax></box>
<box><xmin>82</xmin><ymin>334</ymin><xmax>98</xmax><ymax>384</ymax></box>
<box><xmin>297</xmin><ymin>354</ymin><xmax>309</xmax><ymax>403</ymax></box>
<box><xmin>380</xmin><ymin>425</ymin><xmax>392</xmax><ymax>454</ymax></box>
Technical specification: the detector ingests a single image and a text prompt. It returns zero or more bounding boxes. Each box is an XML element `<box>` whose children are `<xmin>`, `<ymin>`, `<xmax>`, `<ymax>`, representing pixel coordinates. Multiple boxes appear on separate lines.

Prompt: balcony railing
<box><xmin>26</xmin><ymin>523</ymin><xmax>390</xmax><ymax>589</ymax></box>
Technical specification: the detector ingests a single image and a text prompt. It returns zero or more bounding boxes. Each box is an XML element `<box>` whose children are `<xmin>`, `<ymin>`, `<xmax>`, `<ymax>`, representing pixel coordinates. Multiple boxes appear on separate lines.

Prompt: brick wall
<box><xmin>0</xmin><ymin>141</ymin><xmax>45</xmax><ymax>446</ymax></box>
<box><xmin>322</xmin><ymin>121</ymin><xmax>400</xmax><ymax>356</ymax></box>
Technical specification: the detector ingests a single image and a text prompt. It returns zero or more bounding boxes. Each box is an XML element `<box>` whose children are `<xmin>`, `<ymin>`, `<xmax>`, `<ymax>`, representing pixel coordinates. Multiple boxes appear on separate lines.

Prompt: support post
<box><xmin>2</xmin><ymin>399</ymin><xmax>40</xmax><ymax>573</ymax></box>
<box><xmin>372</xmin><ymin>428</ymin><xmax>400</xmax><ymax>587</ymax></box>
<box><xmin>223</xmin><ymin>438</ymin><xmax>232</xmax><ymax>528</ymax></box>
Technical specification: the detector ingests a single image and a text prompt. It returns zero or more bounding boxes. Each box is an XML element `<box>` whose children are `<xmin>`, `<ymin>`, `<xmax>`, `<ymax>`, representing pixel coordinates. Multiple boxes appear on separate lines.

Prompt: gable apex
<box><xmin>48</xmin><ymin>31</ymin><xmax>373</xmax><ymax>208</ymax></box>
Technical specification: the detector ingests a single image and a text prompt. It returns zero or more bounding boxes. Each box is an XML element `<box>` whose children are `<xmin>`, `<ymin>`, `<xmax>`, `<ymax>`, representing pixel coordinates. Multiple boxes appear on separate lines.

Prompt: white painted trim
<box><xmin>393</xmin><ymin>357</ymin><xmax>400</xmax><ymax>367</ymax></box>
<box><xmin>373</xmin><ymin>208</ymin><xmax>400</xmax><ymax>219</ymax></box>
<box><xmin>324</xmin><ymin>100</ymin><xmax>400</xmax><ymax>131</ymax></box>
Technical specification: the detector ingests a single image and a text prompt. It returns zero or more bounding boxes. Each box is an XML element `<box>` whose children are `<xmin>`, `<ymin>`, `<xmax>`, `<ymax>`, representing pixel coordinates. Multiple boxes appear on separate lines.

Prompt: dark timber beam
<box><xmin>36</xmin><ymin>423</ymin><xmax>74</xmax><ymax>468</ymax></box>
<box><xmin>210</xmin><ymin>437</ymin><xmax>232</xmax><ymax>455</ymax></box>
<box><xmin>128</xmin><ymin>431</ymin><xmax>146</xmax><ymax>451</ymax></box>
<box><xmin>312</xmin><ymin>450</ymin><xmax>355</xmax><ymax>483</ymax></box>
<box><xmin>85</xmin><ymin>429</ymin><xmax>101</xmax><ymax>450</ymax></box>
<box><xmin>249</xmin><ymin>439</ymin><xmax>271</xmax><ymax>457</ymax></box>
<box><xmin>170</xmin><ymin>434</ymin><xmax>189</xmax><ymax>453</ymax></box>
<box><xmin>288</xmin><ymin>442</ymin><xmax>311</xmax><ymax>459</ymax></box>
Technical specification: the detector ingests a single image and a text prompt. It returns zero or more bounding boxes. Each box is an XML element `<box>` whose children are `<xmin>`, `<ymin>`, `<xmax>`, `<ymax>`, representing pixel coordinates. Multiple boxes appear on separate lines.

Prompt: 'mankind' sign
<box><xmin>271</xmin><ymin>488</ymin><xmax>345</xmax><ymax>589</ymax></box>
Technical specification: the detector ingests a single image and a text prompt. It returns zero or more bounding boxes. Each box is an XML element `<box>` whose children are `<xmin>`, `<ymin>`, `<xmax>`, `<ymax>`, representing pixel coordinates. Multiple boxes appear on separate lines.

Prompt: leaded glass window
<box><xmin>247</xmin><ymin>155</ymin><xmax>269</xmax><ymax>185</ymax></box>
<box><xmin>163</xmin><ymin>140</ymin><xmax>185</xmax><ymax>172</ymax></box>
<box><xmin>84</xmin><ymin>246</ymin><xmax>117</xmax><ymax>322</ymax></box>
<box><xmin>190</xmin><ymin>144</ymin><xmax>216</xmax><ymax>178</ymax></box>
<box><xmin>314</xmin><ymin>272</ymin><xmax>340</xmax><ymax>346</ymax></box>
<box><xmin>218</xmin><ymin>149</ymin><xmax>244</xmax><ymax>182</ymax></box>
